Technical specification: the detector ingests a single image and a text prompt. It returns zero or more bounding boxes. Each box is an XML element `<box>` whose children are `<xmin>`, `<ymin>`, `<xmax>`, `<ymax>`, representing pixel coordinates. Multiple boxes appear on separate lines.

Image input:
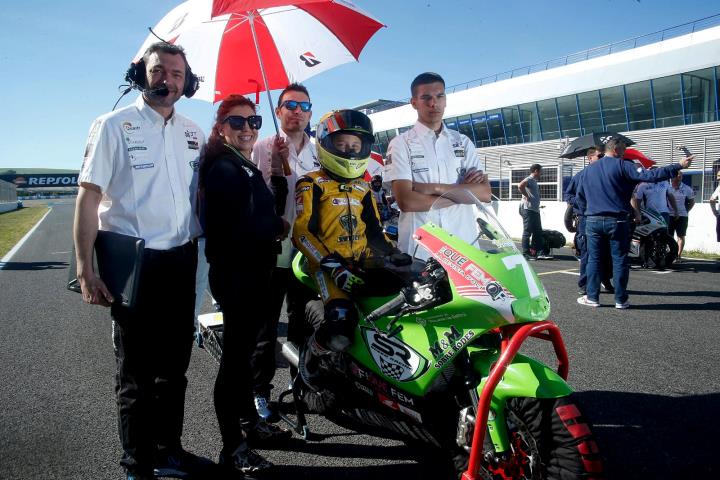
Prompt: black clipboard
<box><xmin>67</xmin><ymin>231</ymin><xmax>145</xmax><ymax>308</ymax></box>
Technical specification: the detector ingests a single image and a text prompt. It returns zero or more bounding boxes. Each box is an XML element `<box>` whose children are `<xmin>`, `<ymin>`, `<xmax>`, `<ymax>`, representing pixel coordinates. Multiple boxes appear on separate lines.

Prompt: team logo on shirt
<box><xmin>189</xmin><ymin>160</ymin><xmax>199</xmax><ymax>171</ymax></box>
<box><xmin>122</xmin><ymin>122</ymin><xmax>140</xmax><ymax>134</ymax></box>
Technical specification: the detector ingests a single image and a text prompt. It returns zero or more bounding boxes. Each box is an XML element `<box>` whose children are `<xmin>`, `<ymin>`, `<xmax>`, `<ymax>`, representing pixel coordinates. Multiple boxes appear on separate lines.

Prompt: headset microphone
<box><xmin>144</xmin><ymin>84</ymin><xmax>170</xmax><ymax>97</ymax></box>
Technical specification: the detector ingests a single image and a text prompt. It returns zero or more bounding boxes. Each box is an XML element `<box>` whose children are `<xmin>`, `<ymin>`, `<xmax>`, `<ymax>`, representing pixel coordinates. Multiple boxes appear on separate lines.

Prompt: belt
<box><xmin>144</xmin><ymin>241</ymin><xmax>195</xmax><ymax>257</ymax></box>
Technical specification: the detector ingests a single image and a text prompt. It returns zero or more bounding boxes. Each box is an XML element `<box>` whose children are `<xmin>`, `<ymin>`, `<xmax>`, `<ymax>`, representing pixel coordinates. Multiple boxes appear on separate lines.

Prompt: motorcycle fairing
<box><xmin>360</xmin><ymin>326</ymin><xmax>429</xmax><ymax>382</ymax></box>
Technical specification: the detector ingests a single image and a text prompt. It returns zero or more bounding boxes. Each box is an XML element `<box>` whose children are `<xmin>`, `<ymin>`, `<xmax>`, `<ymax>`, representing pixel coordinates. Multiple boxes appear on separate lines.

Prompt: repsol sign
<box><xmin>0</xmin><ymin>174</ymin><xmax>79</xmax><ymax>188</ymax></box>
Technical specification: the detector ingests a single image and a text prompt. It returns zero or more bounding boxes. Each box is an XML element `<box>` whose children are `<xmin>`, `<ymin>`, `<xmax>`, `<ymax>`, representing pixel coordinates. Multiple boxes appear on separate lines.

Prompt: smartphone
<box><xmin>676</xmin><ymin>145</ymin><xmax>692</xmax><ymax>157</ymax></box>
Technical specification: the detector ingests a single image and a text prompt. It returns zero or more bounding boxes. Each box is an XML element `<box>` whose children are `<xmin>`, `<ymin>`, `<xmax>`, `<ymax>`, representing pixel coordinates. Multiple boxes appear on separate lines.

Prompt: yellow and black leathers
<box><xmin>293</xmin><ymin>169</ymin><xmax>395</xmax><ymax>305</ymax></box>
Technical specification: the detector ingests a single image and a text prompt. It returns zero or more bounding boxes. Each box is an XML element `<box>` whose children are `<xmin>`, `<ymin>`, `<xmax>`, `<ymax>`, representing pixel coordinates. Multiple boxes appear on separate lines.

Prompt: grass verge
<box><xmin>0</xmin><ymin>206</ymin><xmax>50</xmax><ymax>259</ymax></box>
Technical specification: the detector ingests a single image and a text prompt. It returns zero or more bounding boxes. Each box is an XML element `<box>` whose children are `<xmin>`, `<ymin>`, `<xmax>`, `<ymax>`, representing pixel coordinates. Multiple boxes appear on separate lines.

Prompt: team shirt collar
<box><xmin>135</xmin><ymin>95</ymin><xmax>175</xmax><ymax>127</ymax></box>
<box><xmin>414</xmin><ymin>120</ymin><xmax>448</xmax><ymax>139</ymax></box>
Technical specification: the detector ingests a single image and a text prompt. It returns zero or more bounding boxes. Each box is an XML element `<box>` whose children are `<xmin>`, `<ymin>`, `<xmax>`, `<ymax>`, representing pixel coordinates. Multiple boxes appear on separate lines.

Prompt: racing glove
<box><xmin>320</xmin><ymin>253</ymin><xmax>365</xmax><ymax>294</ymax></box>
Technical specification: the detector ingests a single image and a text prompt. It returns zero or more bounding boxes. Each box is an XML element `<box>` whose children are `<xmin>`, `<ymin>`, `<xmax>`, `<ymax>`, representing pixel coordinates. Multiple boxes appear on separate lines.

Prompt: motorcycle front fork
<box><xmin>456</xmin><ymin>349</ymin><xmax>511</xmax><ymax>459</ymax></box>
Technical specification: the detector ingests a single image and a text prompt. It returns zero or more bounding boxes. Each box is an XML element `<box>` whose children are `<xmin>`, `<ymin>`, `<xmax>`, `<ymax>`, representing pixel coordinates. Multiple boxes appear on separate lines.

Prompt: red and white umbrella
<box><xmin>624</xmin><ymin>148</ymin><xmax>655</xmax><ymax>169</ymax></box>
<box><xmin>134</xmin><ymin>0</ymin><xmax>385</xmax><ymax>105</ymax></box>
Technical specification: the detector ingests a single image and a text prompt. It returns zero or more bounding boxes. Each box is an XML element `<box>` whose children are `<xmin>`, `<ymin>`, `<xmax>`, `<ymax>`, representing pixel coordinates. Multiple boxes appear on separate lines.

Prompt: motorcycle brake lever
<box><xmin>386</xmin><ymin>323</ymin><xmax>403</xmax><ymax>338</ymax></box>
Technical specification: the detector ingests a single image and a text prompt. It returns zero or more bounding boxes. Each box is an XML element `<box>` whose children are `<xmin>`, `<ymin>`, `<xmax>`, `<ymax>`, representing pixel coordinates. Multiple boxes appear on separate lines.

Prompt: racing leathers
<box><xmin>292</xmin><ymin>170</ymin><xmax>396</xmax><ymax>352</ymax></box>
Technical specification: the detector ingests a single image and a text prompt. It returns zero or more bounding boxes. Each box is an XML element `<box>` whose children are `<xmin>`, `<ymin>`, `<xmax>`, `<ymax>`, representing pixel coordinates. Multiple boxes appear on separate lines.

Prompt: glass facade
<box><xmin>373</xmin><ymin>66</ymin><xmax>720</xmax><ymax>155</ymax></box>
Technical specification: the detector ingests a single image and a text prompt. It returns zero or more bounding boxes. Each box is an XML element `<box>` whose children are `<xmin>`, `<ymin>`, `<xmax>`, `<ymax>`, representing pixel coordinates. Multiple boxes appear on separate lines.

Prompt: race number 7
<box><xmin>502</xmin><ymin>255</ymin><xmax>541</xmax><ymax>298</ymax></box>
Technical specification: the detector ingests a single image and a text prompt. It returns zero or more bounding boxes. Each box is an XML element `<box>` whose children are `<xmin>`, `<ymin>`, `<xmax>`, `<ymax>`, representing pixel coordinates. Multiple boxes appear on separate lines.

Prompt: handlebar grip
<box><xmin>365</xmin><ymin>292</ymin><xmax>406</xmax><ymax>324</ymax></box>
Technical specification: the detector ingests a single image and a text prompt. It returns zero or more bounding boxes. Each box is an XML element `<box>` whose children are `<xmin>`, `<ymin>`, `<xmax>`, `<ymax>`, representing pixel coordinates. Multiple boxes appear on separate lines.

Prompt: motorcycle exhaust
<box><xmin>282</xmin><ymin>342</ymin><xmax>300</xmax><ymax>368</ymax></box>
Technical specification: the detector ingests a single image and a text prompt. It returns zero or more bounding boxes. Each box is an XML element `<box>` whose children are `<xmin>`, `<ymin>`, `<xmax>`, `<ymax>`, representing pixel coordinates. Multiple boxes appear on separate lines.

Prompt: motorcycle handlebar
<box><xmin>365</xmin><ymin>291</ymin><xmax>407</xmax><ymax>324</ymax></box>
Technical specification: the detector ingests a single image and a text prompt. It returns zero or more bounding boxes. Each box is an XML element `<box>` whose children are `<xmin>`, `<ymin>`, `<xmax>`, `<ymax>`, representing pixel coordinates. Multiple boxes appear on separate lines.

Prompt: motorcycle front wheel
<box><xmin>649</xmin><ymin>233</ymin><xmax>678</xmax><ymax>271</ymax></box>
<box><xmin>455</xmin><ymin>396</ymin><xmax>603</xmax><ymax>480</ymax></box>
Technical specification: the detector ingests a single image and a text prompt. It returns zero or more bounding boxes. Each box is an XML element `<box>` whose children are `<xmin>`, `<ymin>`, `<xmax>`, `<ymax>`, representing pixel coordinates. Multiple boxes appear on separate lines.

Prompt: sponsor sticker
<box><xmin>300</xmin><ymin>235</ymin><xmax>323</xmax><ymax>261</ymax></box>
<box><xmin>361</xmin><ymin>327</ymin><xmax>429</xmax><ymax>382</ymax></box>
<box><xmin>188</xmin><ymin>160</ymin><xmax>199</xmax><ymax>171</ymax></box>
<box><xmin>187</xmin><ymin>140</ymin><xmax>199</xmax><ymax>150</ymax></box>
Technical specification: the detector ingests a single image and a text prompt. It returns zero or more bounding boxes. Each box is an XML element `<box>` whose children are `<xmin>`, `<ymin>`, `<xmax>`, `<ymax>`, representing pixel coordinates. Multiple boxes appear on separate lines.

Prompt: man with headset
<box><xmin>73</xmin><ymin>42</ymin><xmax>212</xmax><ymax>480</ymax></box>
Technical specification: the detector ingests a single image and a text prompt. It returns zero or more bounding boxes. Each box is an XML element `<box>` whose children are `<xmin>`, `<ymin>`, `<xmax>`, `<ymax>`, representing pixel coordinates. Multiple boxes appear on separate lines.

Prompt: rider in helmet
<box><xmin>370</xmin><ymin>175</ymin><xmax>392</xmax><ymax>221</ymax></box>
<box><xmin>292</xmin><ymin>109</ymin><xmax>409</xmax><ymax>387</ymax></box>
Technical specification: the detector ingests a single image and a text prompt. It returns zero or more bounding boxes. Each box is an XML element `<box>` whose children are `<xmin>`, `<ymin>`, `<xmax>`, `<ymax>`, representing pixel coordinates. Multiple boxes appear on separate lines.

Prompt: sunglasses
<box><xmin>281</xmin><ymin>100</ymin><xmax>312</xmax><ymax>112</ymax></box>
<box><xmin>223</xmin><ymin>115</ymin><xmax>262</xmax><ymax>130</ymax></box>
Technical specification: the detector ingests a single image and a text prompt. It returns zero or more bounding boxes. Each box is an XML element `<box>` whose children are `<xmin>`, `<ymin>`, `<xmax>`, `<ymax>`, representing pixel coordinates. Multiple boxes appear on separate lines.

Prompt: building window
<box><xmin>445</xmin><ymin>117</ymin><xmax>458</xmax><ymax>131</ymax></box>
<box><xmin>577</xmin><ymin>91</ymin><xmax>603</xmax><ymax>135</ymax></box>
<box><xmin>487</xmin><ymin>109</ymin><xmax>506</xmax><ymax>145</ymax></box>
<box><xmin>683</xmin><ymin>68</ymin><xmax>717</xmax><ymax>124</ymax></box>
<box><xmin>557</xmin><ymin>94</ymin><xmax>581</xmax><ymax>138</ymax></box>
<box><xmin>457</xmin><ymin>115</ymin><xmax>475</xmax><ymax>144</ymax></box>
<box><xmin>600</xmin><ymin>86</ymin><xmax>627</xmax><ymax>132</ymax></box>
<box><xmin>502</xmin><ymin>107</ymin><xmax>523</xmax><ymax>145</ymax></box>
<box><xmin>471</xmin><ymin>113</ymin><xmax>490</xmax><ymax>148</ymax></box>
<box><xmin>653</xmin><ymin>74</ymin><xmax>684</xmax><ymax>128</ymax></box>
<box><xmin>518</xmin><ymin>103</ymin><xmax>542</xmax><ymax>143</ymax></box>
<box><xmin>625</xmin><ymin>80</ymin><xmax>654</xmax><ymax>130</ymax></box>
<box><xmin>537</xmin><ymin>99</ymin><xmax>560</xmax><ymax>140</ymax></box>
<box><xmin>509</xmin><ymin>166</ymin><xmax>559</xmax><ymax>200</ymax></box>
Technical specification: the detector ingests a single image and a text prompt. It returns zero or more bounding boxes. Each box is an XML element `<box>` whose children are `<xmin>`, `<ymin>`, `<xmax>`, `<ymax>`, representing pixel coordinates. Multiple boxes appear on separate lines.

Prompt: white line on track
<box><xmin>537</xmin><ymin>269</ymin><xmax>579</xmax><ymax>276</ymax></box>
<box><xmin>0</xmin><ymin>208</ymin><xmax>53</xmax><ymax>267</ymax></box>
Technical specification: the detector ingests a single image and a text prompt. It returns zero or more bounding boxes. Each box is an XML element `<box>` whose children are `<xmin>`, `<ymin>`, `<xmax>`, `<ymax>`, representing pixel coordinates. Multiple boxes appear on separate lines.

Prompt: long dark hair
<box><xmin>199</xmin><ymin>94</ymin><xmax>257</xmax><ymax>189</ymax></box>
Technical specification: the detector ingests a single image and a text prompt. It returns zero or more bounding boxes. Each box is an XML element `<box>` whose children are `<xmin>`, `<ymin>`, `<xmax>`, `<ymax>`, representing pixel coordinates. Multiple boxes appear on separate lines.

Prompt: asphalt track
<box><xmin>1</xmin><ymin>202</ymin><xmax>719</xmax><ymax>479</ymax></box>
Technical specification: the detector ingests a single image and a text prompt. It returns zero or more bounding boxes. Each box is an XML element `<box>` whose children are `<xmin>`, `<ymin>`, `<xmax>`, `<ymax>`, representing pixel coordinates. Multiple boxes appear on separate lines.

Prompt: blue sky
<box><xmin>0</xmin><ymin>0</ymin><xmax>717</xmax><ymax>170</ymax></box>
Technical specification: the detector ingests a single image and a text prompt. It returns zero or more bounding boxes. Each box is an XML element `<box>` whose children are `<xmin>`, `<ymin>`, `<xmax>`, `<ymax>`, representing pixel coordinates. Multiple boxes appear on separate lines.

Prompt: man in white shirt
<box><xmin>385</xmin><ymin>72</ymin><xmax>490</xmax><ymax>259</ymax></box>
<box><xmin>632</xmin><ymin>170</ymin><xmax>677</xmax><ymax>227</ymax></box>
<box><xmin>250</xmin><ymin>83</ymin><xmax>319</xmax><ymax>418</ymax></box>
<box><xmin>73</xmin><ymin>43</ymin><xmax>210</xmax><ymax>480</ymax></box>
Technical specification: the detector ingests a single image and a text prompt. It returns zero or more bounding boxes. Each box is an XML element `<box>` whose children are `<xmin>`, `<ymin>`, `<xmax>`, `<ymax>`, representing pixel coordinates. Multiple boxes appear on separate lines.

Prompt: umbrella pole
<box><xmin>248</xmin><ymin>11</ymin><xmax>291</xmax><ymax>175</ymax></box>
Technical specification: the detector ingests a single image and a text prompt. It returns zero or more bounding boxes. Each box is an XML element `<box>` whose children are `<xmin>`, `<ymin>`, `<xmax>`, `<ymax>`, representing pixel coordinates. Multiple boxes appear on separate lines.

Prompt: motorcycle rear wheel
<box><xmin>455</xmin><ymin>396</ymin><xmax>603</xmax><ymax>480</ymax></box>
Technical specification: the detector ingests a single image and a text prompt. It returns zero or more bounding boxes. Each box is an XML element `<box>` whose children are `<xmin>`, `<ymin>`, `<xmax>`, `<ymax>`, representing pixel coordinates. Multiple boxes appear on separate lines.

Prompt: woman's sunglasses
<box><xmin>223</xmin><ymin>115</ymin><xmax>262</xmax><ymax>130</ymax></box>
<box><xmin>281</xmin><ymin>100</ymin><xmax>312</xmax><ymax>112</ymax></box>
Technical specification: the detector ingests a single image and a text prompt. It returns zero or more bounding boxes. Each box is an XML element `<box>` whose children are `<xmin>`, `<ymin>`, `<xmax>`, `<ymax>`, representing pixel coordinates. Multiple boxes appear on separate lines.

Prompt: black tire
<box><xmin>454</xmin><ymin>396</ymin><xmax>603</xmax><ymax>480</ymax></box>
<box><xmin>564</xmin><ymin>204</ymin><xmax>577</xmax><ymax>233</ymax></box>
<box><xmin>649</xmin><ymin>233</ymin><xmax>678</xmax><ymax>271</ymax></box>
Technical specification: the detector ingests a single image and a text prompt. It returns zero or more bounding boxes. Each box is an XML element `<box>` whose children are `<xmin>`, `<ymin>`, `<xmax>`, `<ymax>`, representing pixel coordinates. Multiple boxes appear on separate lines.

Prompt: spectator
<box><xmin>250</xmin><ymin>83</ymin><xmax>319</xmax><ymax>419</ymax></box>
<box><xmin>519</xmin><ymin>164</ymin><xmax>552</xmax><ymax>260</ymax></box>
<box><xmin>73</xmin><ymin>42</ymin><xmax>212</xmax><ymax>480</ymax></box>
<box><xmin>200</xmin><ymin>95</ymin><xmax>291</xmax><ymax>476</ymax></box>
<box><xmin>667</xmin><ymin>171</ymin><xmax>695</xmax><ymax>262</ymax></box>
<box><xmin>384</xmin><ymin>72</ymin><xmax>490</xmax><ymax>259</ymax></box>
<box><xmin>709</xmin><ymin>170</ymin><xmax>720</xmax><ymax>242</ymax></box>
<box><xmin>564</xmin><ymin>146</ymin><xmax>613</xmax><ymax>294</ymax></box>
<box><xmin>370</xmin><ymin>174</ymin><xmax>392</xmax><ymax>221</ymax></box>
<box><xmin>576</xmin><ymin>137</ymin><xmax>693</xmax><ymax>309</ymax></box>
<box><xmin>631</xmin><ymin>167</ymin><xmax>677</xmax><ymax>227</ymax></box>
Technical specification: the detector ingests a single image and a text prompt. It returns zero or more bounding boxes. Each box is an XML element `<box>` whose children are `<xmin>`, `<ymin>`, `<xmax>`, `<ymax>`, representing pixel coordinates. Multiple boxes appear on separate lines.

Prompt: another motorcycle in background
<box><xmin>629</xmin><ymin>207</ymin><xmax>678</xmax><ymax>270</ymax></box>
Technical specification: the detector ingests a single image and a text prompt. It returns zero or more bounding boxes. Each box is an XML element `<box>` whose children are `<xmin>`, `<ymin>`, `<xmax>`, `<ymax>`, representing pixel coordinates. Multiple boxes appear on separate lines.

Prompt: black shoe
<box><xmin>602</xmin><ymin>282</ymin><xmax>615</xmax><ymax>294</ymax></box>
<box><xmin>153</xmin><ymin>448</ymin><xmax>214</xmax><ymax>478</ymax></box>
<box><xmin>219</xmin><ymin>443</ymin><xmax>272</xmax><ymax>474</ymax></box>
<box><xmin>246</xmin><ymin>419</ymin><xmax>292</xmax><ymax>447</ymax></box>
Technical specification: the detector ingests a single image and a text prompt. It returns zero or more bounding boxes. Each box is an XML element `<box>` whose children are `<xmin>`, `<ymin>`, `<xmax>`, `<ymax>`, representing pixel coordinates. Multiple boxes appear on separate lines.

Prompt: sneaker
<box><xmin>524</xmin><ymin>254</ymin><xmax>538</xmax><ymax>261</ymax></box>
<box><xmin>253</xmin><ymin>394</ymin><xmax>273</xmax><ymax>420</ymax></box>
<box><xmin>246</xmin><ymin>419</ymin><xmax>292</xmax><ymax>447</ymax></box>
<box><xmin>537</xmin><ymin>253</ymin><xmax>554</xmax><ymax>260</ymax></box>
<box><xmin>127</xmin><ymin>473</ymin><xmax>153</xmax><ymax>480</ymax></box>
<box><xmin>578</xmin><ymin>288</ymin><xmax>587</xmax><ymax>295</ymax></box>
<box><xmin>219</xmin><ymin>442</ymin><xmax>272</xmax><ymax>474</ymax></box>
<box><xmin>615</xmin><ymin>301</ymin><xmax>630</xmax><ymax>309</ymax></box>
<box><xmin>577</xmin><ymin>295</ymin><xmax>600</xmax><ymax>307</ymax></box>
<box><xmin>602</xmin><ymin>282</ymin><xmax>615</xmax><ymax>294</ymax></box>
<box><xmin>154</xmin><ymin>448</ymin><xmax>214</xmax><ymax>478</ymax></box>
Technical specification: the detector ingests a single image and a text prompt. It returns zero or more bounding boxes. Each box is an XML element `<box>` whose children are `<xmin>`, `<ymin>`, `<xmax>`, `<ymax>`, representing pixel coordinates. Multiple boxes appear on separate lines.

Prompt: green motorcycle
<box><xmin>280</xmin><ymin>190</ymin><xmax>603</xmax><ymax>479</ymax></box>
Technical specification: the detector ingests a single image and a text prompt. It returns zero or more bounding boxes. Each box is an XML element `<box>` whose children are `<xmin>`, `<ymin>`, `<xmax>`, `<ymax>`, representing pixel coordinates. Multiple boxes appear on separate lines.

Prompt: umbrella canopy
<box><xmin>134</xmin><ymin>0</ymin><xmax>385</xmax><ymax>103</ymax></box>
<box><xmin>623</xmin><ymin>148</ymin><xmax>655</xmax><ymax>169</ymax></box>
<box><xmin>559</xmin><ymin>132</ymin><xmax>635</xmax><ymax>159</ymax></box>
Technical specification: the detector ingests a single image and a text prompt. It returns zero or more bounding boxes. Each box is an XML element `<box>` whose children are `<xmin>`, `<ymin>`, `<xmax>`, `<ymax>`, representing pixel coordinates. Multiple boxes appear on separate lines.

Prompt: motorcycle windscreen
<box><xmin>413</xmin><ymin>188</ymin><xmax>549</xmax><ymax>324</ymax></box>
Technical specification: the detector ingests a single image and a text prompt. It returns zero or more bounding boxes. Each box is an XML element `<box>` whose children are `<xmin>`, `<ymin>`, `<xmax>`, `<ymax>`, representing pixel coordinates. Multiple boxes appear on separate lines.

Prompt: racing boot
<box><xmin>298</xmin><ymin>335</ymin><xmax>330</xmax><ymax>392</ymax></box>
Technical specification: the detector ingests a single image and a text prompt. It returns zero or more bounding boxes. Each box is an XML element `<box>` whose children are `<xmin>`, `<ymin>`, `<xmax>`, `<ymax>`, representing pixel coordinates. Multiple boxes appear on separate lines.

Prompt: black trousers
<box><xmin>251</xmin><ymin>266</ymin><xmax>317</xmax><ymax>396</ymax></box>
<box><xmin>520</xmin><ymin>208</ymin><xmax>546</xmax><ymax>255</ymax></box>
<box><xmin>111</xmin><ymin>241</ymin><xmax>197</xmax><ymax>474</ymax></box>
<box><xmin>209</xmin><ymin>262</ymin><xmax>273</xmax><ymax>451</ymax></box>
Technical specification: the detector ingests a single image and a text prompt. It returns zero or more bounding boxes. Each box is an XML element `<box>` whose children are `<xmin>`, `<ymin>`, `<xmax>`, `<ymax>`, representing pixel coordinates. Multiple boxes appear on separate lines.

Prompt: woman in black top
<box><xmin>199</xmin><ymin>95</ymin><xmax>290</xmax><ymax>475</ymax></box>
